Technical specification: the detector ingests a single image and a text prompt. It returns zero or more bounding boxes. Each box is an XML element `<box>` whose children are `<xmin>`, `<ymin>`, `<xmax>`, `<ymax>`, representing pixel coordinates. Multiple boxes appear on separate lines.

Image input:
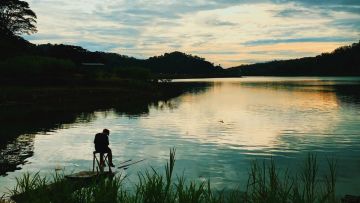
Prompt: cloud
<box><xmin>192</xmin><ymin>51</ymin><xmax>239</xmax><ymax>55</ymax></box>
<box><xmin>248</xmin><ymin>50</ymin><xmax>316</xmax><ymax>56</ymax></box>
<box><xmin>328</xmin><ymin>18</ymin><xmax>360</xmax><ymax>32</ymax></box>
<box><xmin>74</xmin><ymin>41</ymin><xmax>122</xmax><ymax>52</ymax></box>
<box><xmin>226</xmin><ymin>59</ymin><xmax>265</xmax><ymax>64</ymax></box>
<box><xmin>271</xmin><ymin>0</ymin><xmax>360</xmax><ymax>14</ymax></box>
<box><xmin>83</xmin><ymin>27</ymin><xmax>141</xmax><ymax>37</ymax></box>
<box><xmin>272</xmin><ymin>8</ymin><xmax>331</xmax><ymax>18</ymax></box>
<box><xmin>123</xmin><ymin>8</ymin><xmax>180</xmax><ymax>19</ymax></box>
<box><xmin>243</xmin><ymin>37</ymin><xmax>357</xmax><ymax>46</ymax></box>
<box><xmin>25</xmin><ymin>0</ymin><xmax>360</xmax><ymax>67</ymax></box>
<box><xmin>25</xmin><ymin>33</ymin><xmax>65</xmax><ymax>41</ymax></box>
<box><xmin>205</xmin><ymin>19</ymin><xmax>238</xmax><ymax>26</ymax></box>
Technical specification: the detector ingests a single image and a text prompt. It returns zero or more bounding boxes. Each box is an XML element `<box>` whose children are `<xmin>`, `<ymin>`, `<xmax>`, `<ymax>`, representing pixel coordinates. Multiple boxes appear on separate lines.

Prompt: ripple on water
<box><xmin>1</xmin><ymin>77</ymin><xmax>360</xmax><ymax>196</ymax></box>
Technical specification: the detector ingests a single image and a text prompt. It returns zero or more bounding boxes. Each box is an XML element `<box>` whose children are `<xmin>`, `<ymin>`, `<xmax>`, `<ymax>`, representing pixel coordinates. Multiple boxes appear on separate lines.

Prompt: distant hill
<box><xmin>146</xmin><ymin>51</ymin><xmax>223</xmax><ymax>74</ymax></box>
<box><xmin>1</xmin><ymin>37</ymin><xmax>224</xmax><ymax>76</ymax></box>
<box><xmin>3</xmin><ymin>35</ymin><xmax>360</xmax><ymax>77</ymax></box>
<box><xmin>227</xmin><ymin>41</ymin><xmax>360</xmax><ymax>76</ymax></box>
<box><xmin>35</xmin><ymin>45</ymin><xmax>223</xmax><ymax>75</ymax></box>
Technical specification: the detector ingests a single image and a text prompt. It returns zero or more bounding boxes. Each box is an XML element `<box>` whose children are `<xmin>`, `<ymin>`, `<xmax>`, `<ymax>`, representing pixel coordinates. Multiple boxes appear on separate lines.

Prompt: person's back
<box><xmin>94</xmin><ymin>132</ymin><xmax>109</xmax><ymax>152</ymax></box>
<box><xmin>94</xmin><ymin>129</ymin><xmax>114</xmax><ymax>167</ymax></box>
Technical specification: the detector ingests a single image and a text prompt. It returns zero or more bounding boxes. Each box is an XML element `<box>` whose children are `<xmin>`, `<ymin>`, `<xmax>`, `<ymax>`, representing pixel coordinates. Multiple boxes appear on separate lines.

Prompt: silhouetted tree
<box><xmin>0</xmin><ymin>0</ymin><xmax>37</xmax><ymax>36</ymax></box>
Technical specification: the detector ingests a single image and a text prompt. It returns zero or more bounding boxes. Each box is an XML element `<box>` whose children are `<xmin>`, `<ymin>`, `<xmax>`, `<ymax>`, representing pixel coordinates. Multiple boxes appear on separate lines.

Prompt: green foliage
<box><xmin>245</xmin><ymin>155</ymin><xmax>340</xmax><ymax>203</ymax></box>
<box><xmin>10</xmin><ymin>172</ymin><xmax>48</xmax><ymax>202</ymax></box>
<box><xmin>146</xmin><ymin>51</ymin><xmax>223</xmax><ymax>74</ymax></box>
<box><xmin>32</xmin><ymin>44</ymin><xmax>223</xmax><ymax>76</ymax></box>
<box><xmin>0</xmin><ymin>55</ymin><xmax>76</xmax><ymax>77</ymax></box>
<box><xmin>0</xmin><ymin>0</ymin><xmax>37</xmax><ymax>36</ymax></box>
<box><xmin>176</xmin><ymin>177</ymin><xmax>206</xmax><ymax>203</ymax></box>
<box><xmin>8</xmin><ymin>152</ymin><xmax>340</xmax><ymax>203</ymax></box>
<box><xmin>11</xmin><ymin>172</ymin><xmax>47</xmax><ymax>196</ymax></box>
<box><xmin>229</xmin><ymin>40</ymin><xmax>360</xmax><ymax>76</ymax></box>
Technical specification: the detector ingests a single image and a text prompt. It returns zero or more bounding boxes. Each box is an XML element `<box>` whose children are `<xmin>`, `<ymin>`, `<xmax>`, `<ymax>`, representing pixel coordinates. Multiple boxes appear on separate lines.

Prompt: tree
<box><xmin>0</xmin><ymin>0</ymin><xmax>37</xmax><ymax>36</ymax></box>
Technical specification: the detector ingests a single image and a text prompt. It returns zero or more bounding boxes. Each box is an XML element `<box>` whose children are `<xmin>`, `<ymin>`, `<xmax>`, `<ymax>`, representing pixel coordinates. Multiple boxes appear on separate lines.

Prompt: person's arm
<box><xmin>106</xmin><ymin>135</ymin><xmax>109</xmax><ymax>146</ymax></box>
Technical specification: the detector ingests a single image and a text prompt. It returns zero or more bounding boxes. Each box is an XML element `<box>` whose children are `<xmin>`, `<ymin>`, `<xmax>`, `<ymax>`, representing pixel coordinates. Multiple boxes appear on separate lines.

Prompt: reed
<box><xmin>8</xmin><ymin>151</ymin><xmax>339</xmax><ymax>203</ymax></box>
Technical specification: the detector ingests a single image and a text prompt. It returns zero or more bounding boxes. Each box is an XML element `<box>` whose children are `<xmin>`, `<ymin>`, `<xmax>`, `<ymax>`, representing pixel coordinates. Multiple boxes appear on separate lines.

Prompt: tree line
<box><xmin>0</xmin><ymin>0</ymin><xmax>224</xmax><ymax>85</ymax></box>
<box><xmin>1</xmin><ymin>0</ymin><xmax>359</xmax><ymax>82</ymax></box>
<box><xmin>227</xmin><ymin>41</ymin><xmax>360</xmax><ymax>76</ymax></box>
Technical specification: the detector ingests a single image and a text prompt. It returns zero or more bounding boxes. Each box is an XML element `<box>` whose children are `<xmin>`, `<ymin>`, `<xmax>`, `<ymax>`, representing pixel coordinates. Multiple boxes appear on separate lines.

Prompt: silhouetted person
<box><xmin>94</xmin><ymin>129</ymin><xmax>115</xmax><ymax>167</ymax></box>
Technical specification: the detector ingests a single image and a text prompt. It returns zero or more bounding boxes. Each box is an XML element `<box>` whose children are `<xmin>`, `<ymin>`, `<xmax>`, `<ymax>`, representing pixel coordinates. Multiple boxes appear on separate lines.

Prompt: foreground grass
<box><xmin>8</xmin><ymin>149</ymin><xmax>339</xmax><ymax>203</ymax></box>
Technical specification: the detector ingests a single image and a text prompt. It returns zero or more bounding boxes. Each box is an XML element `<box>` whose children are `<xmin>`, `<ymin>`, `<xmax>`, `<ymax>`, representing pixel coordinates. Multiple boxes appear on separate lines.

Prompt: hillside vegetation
<box><xmin>227</xmin><ymin>41</ymin><xmax>360</xmax><ymax>76</ymax></box>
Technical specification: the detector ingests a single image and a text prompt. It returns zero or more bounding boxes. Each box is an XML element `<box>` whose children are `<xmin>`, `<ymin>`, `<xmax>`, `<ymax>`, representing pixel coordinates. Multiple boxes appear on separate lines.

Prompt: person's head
<box><xmin>103</xmin><ymin>129</ymin><xmax>110</xmax><ymax>135</ymax></box>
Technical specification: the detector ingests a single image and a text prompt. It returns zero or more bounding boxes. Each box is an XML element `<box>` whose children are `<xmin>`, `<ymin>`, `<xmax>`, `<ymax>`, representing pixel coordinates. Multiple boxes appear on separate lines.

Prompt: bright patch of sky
<box><xmin>24</xmin><ymin>0</ymin><xmax>360</xmax><ymax>67</ymax></box>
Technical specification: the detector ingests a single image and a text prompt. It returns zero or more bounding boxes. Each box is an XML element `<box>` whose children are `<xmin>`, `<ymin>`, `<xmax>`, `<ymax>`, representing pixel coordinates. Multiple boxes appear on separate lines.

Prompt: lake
<box><xmin>0</xmin><ymin>77</ymin><xmax>360</xmax><ymax>196</ymax></box>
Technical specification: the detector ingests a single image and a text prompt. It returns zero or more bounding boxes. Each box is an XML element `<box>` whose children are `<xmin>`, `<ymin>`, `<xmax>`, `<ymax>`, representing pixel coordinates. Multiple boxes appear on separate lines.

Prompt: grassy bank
<box><xmin>5</xmin><ymin>149</ymin><xmax>342</xmax><ymax>203</ymax></box>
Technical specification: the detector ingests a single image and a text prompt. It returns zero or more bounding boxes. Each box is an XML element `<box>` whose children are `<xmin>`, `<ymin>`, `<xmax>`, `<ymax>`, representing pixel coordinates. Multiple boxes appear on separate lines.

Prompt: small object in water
<box><xmin>219</xmin><ymin>120</ymin><xmax>224</xmax><ymax>123</ymax></box>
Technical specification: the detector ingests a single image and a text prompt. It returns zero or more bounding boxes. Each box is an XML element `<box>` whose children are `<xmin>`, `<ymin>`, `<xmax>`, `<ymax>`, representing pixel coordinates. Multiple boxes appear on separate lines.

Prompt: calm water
<box><xmin>1</xmin><ymin>77</ymin><xmax>360</xmax><ymax>196</ymax></box>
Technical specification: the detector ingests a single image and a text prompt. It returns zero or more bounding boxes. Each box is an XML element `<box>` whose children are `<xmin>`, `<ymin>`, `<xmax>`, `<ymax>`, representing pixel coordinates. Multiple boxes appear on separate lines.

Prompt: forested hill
<box><xmin>146</xmin><ymin>52</ymin><xmax>222</xmax><ymax>74</ymax></box>
<box><xmin>1</xmin><ymin>35</ymin><xmax>224</xmax><ymax>76</ymax></box>
<box><xmin>227</xmin><ymin>41</ymin><xmax>360</xmax><ymax>76</ymax></box>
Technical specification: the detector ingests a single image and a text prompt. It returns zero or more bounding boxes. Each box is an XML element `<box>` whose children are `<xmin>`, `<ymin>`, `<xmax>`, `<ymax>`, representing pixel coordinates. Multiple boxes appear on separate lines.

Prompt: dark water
<box><xmin>0</xmin><ymin>77</ymin><xmax>360</xmax><ymax>196</ymax></box>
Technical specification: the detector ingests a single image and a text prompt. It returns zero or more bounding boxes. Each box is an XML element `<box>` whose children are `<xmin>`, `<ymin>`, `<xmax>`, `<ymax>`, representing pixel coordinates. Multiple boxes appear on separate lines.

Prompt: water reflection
<box><xmin>0</xmin><ymin>82</ymin><xmax>210</xmax><ymax>176</ymax></box>
<box><xmin>0</xmin><ymin>102</ymin><xmax>151</xmax><ymax>175</ymax></box>
<box><xmin>0</xmin><ymin>134</ymin><xmax>34</xmax><ymax>176</ymax></box>
<box><xmin>166</xmin><ymin>77</ymin><xmax>360</xmax><ymax>194</ymax></box>
<box><xmin>0</xmin><ymin>77</ymin><xmax>359</xmax><ymax>196</ymax></box>
<box><xmin>0</xmin><ymin>110</ymin><xmax>97</xmax><ymax>176</ymax></box>
<box><xmin>143</xmin><ymin>79</ymin><xmax>346</xmax><ymax>149</ymax></box>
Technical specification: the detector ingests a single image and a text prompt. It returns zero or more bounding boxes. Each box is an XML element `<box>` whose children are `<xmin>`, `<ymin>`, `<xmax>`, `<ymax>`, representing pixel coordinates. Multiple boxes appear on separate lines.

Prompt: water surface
<box><xmin>1</xmin><ymin>77</ymin><xmax>360</xmax><ymax>196</ymax></box>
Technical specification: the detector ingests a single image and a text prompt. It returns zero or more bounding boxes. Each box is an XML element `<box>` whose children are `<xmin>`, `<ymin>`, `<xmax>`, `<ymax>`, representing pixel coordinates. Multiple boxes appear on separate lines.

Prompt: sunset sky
<box><xmin>24</xmin><ymin>0</ymin><xmax>360</xmax><ymax>67</ymax></box>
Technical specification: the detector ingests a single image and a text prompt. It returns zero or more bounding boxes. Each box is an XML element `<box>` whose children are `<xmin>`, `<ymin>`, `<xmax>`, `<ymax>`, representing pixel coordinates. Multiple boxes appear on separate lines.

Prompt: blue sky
<box><xmin>24</xmin><ymin>0</ymin><xmax>360</xmax><ymax>67</ymax></box>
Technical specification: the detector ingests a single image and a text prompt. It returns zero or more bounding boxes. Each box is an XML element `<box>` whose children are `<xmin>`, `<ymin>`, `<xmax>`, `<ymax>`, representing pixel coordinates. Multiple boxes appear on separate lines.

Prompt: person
<box><xmin>94</xmin><ymin>129</ymin><xmax>115</xmax><ymax>167</ymax></box>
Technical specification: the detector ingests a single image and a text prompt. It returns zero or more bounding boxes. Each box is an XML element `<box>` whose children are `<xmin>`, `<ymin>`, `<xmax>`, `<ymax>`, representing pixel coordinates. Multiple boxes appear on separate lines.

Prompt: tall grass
<box><xmin>9</xmin><ymin>150</ymin><xmax>339</xmax><ymax>203</ymax></box>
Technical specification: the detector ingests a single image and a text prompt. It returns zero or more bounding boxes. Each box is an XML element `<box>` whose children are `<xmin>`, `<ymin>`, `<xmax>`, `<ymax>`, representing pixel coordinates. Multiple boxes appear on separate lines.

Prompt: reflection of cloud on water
<box><xmin>140</xmin><ymin>79</ymin><xmax>343</xmax><ymax>153</ymax></box>
<box><xmin>138</xmin><ymin>78</ymin><xmax>360</xmax><ymax>194</ymax></box>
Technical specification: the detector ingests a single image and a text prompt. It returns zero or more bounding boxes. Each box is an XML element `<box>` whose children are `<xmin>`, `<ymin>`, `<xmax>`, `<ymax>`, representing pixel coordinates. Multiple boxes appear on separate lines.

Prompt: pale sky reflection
<box><xmin>140</xmin><ymin>79</ymin><xmax>341</xmax><ymax>151</ymax></box>
<box><xmin>1</xmin><ymin>78</ymin><xmax>359</xmax><ymax>195</ymax></box>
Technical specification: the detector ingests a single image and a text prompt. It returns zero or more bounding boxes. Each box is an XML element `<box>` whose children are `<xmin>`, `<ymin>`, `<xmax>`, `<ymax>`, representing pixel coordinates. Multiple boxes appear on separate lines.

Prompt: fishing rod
<box><xmin>118</xmin><ymin>159</ymin><xmax>145</xmax><ymax>169</ymax></box>
<box><xmin>119</xmin><ymin>159</ymin><xmax>132</xmax><ymax>165</ymax></box>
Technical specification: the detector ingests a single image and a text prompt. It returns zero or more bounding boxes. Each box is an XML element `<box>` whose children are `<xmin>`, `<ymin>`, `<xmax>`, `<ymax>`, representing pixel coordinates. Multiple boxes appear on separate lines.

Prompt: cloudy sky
<box><xmin>24</xmin><ymin>0</ymin><xmax>360</xmax><ymax>67</ymax></box>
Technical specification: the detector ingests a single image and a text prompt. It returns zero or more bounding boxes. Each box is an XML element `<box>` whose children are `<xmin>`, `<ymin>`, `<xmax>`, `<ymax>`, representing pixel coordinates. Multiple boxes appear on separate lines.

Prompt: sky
<box><xmin>24</xmin><ymin>0</ymin><xmax>360</xmax><ymax>68</ymax></box>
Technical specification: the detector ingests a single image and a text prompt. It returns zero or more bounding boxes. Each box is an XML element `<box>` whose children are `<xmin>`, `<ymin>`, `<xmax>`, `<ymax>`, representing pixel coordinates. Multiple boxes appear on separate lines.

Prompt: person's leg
<box><xmin>107</xmin><ymin>147</ymin><xmax>114</xmax><ymax>167</ymax></box>
<box><xmin>100</xmin><ymin>152</ymin><xmax>105</xmax><ymax>166</ymax></box>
